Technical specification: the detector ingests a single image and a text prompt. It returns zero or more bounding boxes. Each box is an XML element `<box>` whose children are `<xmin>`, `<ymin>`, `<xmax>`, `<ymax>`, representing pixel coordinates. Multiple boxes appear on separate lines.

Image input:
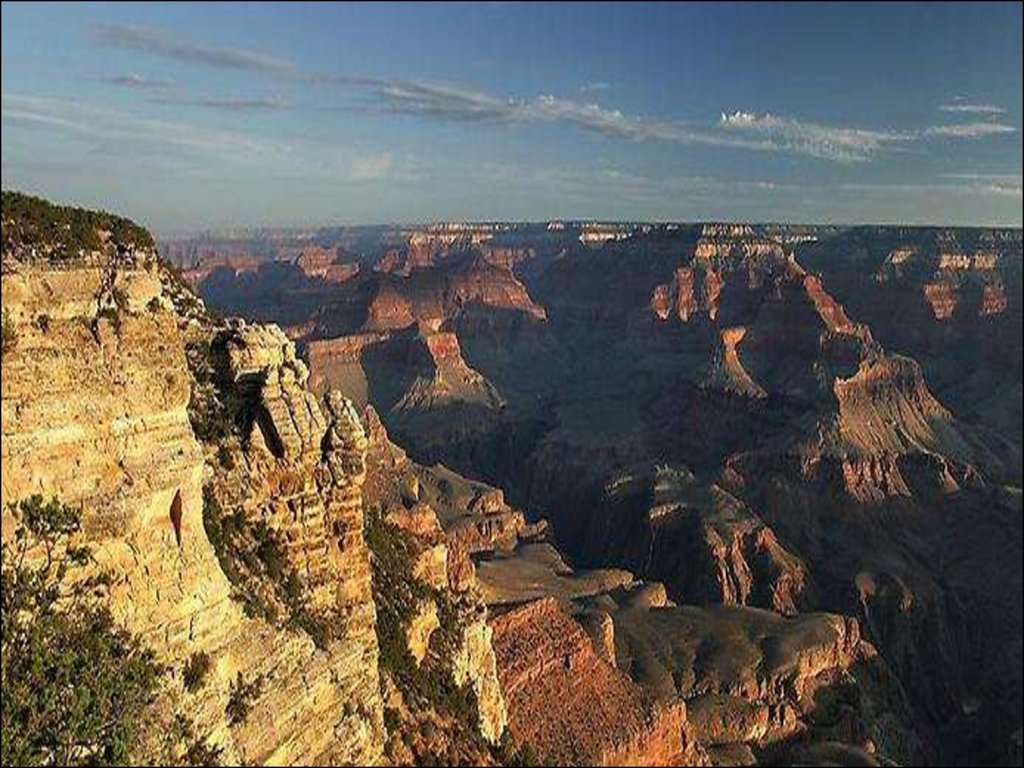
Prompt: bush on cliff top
<box><xmin>182</xmin><ymin>651</ymin><xmax>214</xmax><ymax>694</ymax></box>
<box><xmin>1</xmin><ymin>190</ymin><xmax>154</xmax><ymax>262</ymax></box>
<box><xmin>1</xmin><ymin>496</ymin><xmax>162</xmax><ymax>766</ymax></box>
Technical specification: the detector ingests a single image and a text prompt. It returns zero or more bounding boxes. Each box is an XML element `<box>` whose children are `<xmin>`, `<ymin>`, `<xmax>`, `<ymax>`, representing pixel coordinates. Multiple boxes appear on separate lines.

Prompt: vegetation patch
<box><xmin>225</xmin><ymin>672</ymin><xmax>265</xmax><ymax>726</ymax></box>
<box><xmin>1</xmin><ymin>308</ymin><xmax>16</xmax><ymax>357</ymax></box>
<box><xmin>160</xmin><ymin>713</ymin><xmax>224</xmax><ymax>766</ymax></box>
<box><xmin>185</xmin><ymin>336</ymin><xmax>261</xmax><ymax>444</ymax></box>
<box><xmin>366</xmin><ymin>507</ymin><xmax>503</xmax><ymax>763</ymax></box>
<box><xmin>1</xmin><ymin>190</ymin><xmax>154</xmax><ymax>261</ymax></box>
<box><xmin>202</xmin><ymin>487</ymin><xmax>334</xmax><ymax>648</ymax></box>
<box><xmin>1</xmin><ymin>496</ymin><xmax>162</xmax><ymax>766</ymax></box>
<box><xmin>182</xmin><ymin>651</ymin><xmax>214</xmax><ymax>693</ymax></box>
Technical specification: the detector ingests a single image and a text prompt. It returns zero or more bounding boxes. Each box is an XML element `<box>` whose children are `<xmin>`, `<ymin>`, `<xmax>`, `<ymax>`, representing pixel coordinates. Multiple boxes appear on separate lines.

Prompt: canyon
<box><xmin>172</xmin><ymin>217</ymin><xmax>1022</xmax><ymax>766</ymax></box>
<box><xmin>1</xmin><ymin>193</ymin><xmax>1020</xmax><ymax>767</ymax></box>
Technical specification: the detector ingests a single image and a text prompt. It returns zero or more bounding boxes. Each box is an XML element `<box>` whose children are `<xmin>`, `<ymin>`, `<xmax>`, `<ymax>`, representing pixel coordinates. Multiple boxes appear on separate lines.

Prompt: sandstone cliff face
<box><xmin>363</xmin><ymin>405</ymin><xmax>539</xmax><ymax>593</ymax></box>
<box><xmin>1</xmin><ymin>261</ymin><xmax>216</xmax><ymax>652</ymax></box>
<box><xmin>491</xmin><ymin>598</ymin><xmax>706</xmax><ymax>766</ymax></box>
<box><xmin>360</xmin><ymin>404</ymin><xmax>511</xmax><ymax>752</ymax></box>
<box><xmin>198</xmin><ymin>323</ymin><xmax>387</xmax><ymax>764</ymax></box>
<box><xmin>2</xmin><ymin>260</ymin><xmax>386</xmax><ymax>765</ymax></box>
<box><xmin>294</xmin><ymin>245</ymin><xmax>361</xmax><ymax>284</ymax></box>
<box><xmin>799</xmin><ymin>227</ymin><xmax>1023</xmax><ymax>482</ymax></box>
<box><xmin>174</xmin><ymin>219</ymin><xmax>1021</xmax><ymax>765</ymax></box>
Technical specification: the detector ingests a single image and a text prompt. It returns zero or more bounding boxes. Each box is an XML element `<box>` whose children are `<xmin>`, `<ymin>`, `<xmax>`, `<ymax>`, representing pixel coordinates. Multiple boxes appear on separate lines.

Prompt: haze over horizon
<box><xmin>2</xmin><ymin>1</ymin><xmax>1022</xmax><ymax>233</ymax></box>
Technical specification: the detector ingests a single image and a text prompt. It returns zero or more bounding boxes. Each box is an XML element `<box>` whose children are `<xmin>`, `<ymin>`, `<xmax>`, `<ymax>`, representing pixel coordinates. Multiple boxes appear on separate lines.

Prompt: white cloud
<box><xmin>197</xmin><ymin>96</ymin><xmax>292</xmax><ymax>111</ymax></box>
<box><xmin>2</xmin><ymin>93</ymin><xmax>403</xmax><ymax>185</ymax></box>
<box><xmin>105</xmin><ymin>73</ymin><xmax>173</xmax><ymax>89</ymax></box>
<box><xmin>89</xmin><ymin>23</ymin><xmax>297</xmax><ymax>74</ymax></box>
<box><xmin>939</xmin><ymin>101</ymin><xmax>1005</xmax><ymax>115</ymax></box>
<box><xmin>2</xmin><ymin>93</ymin><xmax>285</xmax><ymax>160</ymax></box>
<box><xmin>924</xmin><ymin>122</ymin><xmax>1017</xmax><ymax>138</ymax></box>
<box><xmin>718</xmin><ymin>110</ymin><xmax>907</xmax><ymax>162</ymax></box>
<box><xmin>720</xmin><ymin>110</ymin><xmax>1017</xmax><ymax>162</ymax></box>
<box><xmin>370</xmin><ymin>83</ymin><xmax>1017</xmax><ymax>162</ymax></box>
<box><xmin>351</xmin><ymin>152</ymin><xmax>393</xmax><ymax>180</ymax></box>
<box><xmin>76</xmin><ymin>21</ymin><xmax>1024</xmax><ymax>165</ymax></box>
<box><xmin>940</xmin><ymin>173</ymin><xmax>1022</xmax><ymax>197</ymax></box>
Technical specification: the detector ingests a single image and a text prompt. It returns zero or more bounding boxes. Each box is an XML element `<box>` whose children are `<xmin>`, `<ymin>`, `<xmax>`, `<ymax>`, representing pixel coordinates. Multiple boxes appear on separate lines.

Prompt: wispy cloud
<box><xmin>718</xmin><ymin>110</ymin><xmax>909</xmax><ymax>163</ymax></box>
<box><xmin>940</xmin><ymin>173</ymin><xmax>1022</xmax><ymax>197</ymax></box>
<box><xmin>89</xmin><ymin>22</ymin><xmax>297</xmax><ymax>74</ymax></box>
<box><xmin>939</xmin><ymin>100</ymin><xmax>1005</xmax><ymax>115</ymax></box>
<box><xmin>366</xmin><ymin>83</ymin><xmax>1017</xmax><ymax>161</ymax></box>
<box><xmin>923</xmin><ymin>122</ymin><xmax>1016</xmax><ymax>138</ymax></box>
<box><xmin>351</xmin><ymin>152</ymin><xmax>393</xmax><ymax>180</ymax></box>
<box><xmin>2</xmin><ymin>93</ymin><xmax>397</xmax><ymax>184</ymax></box>
<box><xmin>196</xmin><ymin>96</ymin><xmax>292</xmax><ymax>111</ymax></box>
<box><xmin>579</xmin><ymin>81</ymin><xmax>612</xmax><ymax>94</ymax></box>
<box><xmin>720</xmin><ymin>110</ymin><xmax>1017</xmax><ymax>162</ymax></box>
<box><xmin>104</xmin><ymin>73</ymin><xmax>173</xmax><ymax>90</ymax></box>
<box><xmin>357</xmin><ymin>78</ymin><xmax>694</xmax><ymax>142</ymax></box>
<box><xmin>838</xmin><ymin>177</ymin><xmax>1023</xmax><ymax>200</ymax></box>
<box><xmin>2</xmin><ymin>93</ymin><xmax>284</xmax><ymax>160</ymax></box>
<box><xmin>83</xmin><ymin>21</ymin><xmax>1019</xmax><ymax>164</ymax></box>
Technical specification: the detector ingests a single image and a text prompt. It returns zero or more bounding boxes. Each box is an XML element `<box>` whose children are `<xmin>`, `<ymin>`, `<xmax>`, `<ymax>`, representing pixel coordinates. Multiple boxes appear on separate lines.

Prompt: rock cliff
<box><xmin>1</xmin><ymin>258</ymin><xmax>386</xmax><ymax>764</ymax></box>
<box><xmin>491</xmin><ymin>597</ymin><xmax>705</xmax><ymax>766</ymax></box>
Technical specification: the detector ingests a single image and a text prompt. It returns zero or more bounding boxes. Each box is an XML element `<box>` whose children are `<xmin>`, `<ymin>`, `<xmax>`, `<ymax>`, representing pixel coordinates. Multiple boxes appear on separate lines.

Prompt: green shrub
<box><xmin>365</xmin><ymin>509</ymin><xmax>488</xmax><ymax>753</ymax></box>
<box><xmin>1</xmin><ymin>190</ymin><xmax>154</xmax><ymax>261</ymax></box>
<box><xmin>161</xmin><ymin>713</ymin><xmax>223</xmax><ymax>766</ymax></box>
<box><xmin>202</xmin><ymin>487</ymin><xmax>331</xmax><ymax>646</ymax></box>
<box><xmin>2</xmin><ymin>308</ymin><xmax>16</xmax><ymax>356</ymax></box>
<box><xmin>225</xmin><ymin>673</ymin><xmax>264</xmax><ymax>726</ymax></box>
<box><xmin>1</xmin><ymin>496</ymin><xmax>162</xmax><ymax>766</ymax></box>
<box><xmin>185</xmin><ymin>337</ymin><xmax>261</xmax><ymax>444</ymax></box>
<box><xmin>383</xmin><ymin>707</ymin><xmax>402</xmax><ymax>734</ymax></box>
<box><xmin>182</xmin><ymin>651</ymin><xmax>214</xmax><ymax>693</ymax></box>
<box><xmin>216</xmin><ymin>444</ymin><xmax>236</xmax><ymax>470</ymax></box>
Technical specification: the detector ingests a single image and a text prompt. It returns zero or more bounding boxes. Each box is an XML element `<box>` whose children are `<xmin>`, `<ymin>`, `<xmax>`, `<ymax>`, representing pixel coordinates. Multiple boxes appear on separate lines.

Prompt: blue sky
<box><xmin>1</xmin><ymin>1</ymin><xmax>1021</xmax><ymax>232</ymax></box>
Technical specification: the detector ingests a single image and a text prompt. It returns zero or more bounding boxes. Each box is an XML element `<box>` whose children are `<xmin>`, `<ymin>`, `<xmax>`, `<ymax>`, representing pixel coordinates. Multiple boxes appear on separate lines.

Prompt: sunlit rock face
<box><xmin>1</xmin><ymin>252</ymin><xmax>387</xmax><ymax>765</ymax></box>
<box><xmin>1</xmin><ymin>260</ymin><xmax>216</xmax><ymax>652</ymax></box>
<box><xmin>491</xmin><ymin>597</ymin><xmax>706</xmax><ymax>767</ymax></box>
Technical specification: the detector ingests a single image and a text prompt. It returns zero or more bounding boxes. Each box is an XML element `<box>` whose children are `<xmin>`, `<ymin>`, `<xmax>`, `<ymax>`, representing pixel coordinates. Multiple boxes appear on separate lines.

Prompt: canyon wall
<box><xmin>1</xmin><ymin>259</ymin><xmax>386</xmax><ymax>765</ymax></box>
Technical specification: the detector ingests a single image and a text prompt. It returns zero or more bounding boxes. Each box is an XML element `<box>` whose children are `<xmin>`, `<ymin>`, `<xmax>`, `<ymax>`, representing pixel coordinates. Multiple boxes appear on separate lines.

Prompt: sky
<box><xmin>1</xmin><ymin>1</ymin><xmax>1021</xmax><ymax>233</ymax></box>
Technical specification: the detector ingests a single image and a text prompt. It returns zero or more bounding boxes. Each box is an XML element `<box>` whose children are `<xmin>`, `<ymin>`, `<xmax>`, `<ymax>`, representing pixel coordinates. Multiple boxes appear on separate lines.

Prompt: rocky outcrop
<box><xmin>363</xmin><ymin>406</ymin><xmax>539</xmax><ymax>592</ymax></box>
<box><xmin>1</xmin><ymin>254</ymin><xmax>387</xmax><ymax>764</ymax></box>
<box><xmin>167</xmin><ymin>217</ymin><xmax>1021</xmax><ymax>765</ymax></box>
<box><xmin>294</xmin><ymin>245</ymin><xmax>360</xmax><ymax>284</ymax></box>
<box><xmin>200</xmin><ymin>322</ymin><xmax>387</xmax><ymax>763</ymax></box>
<box><xmin>361</xmin><ymin>405</ymin><xmax>510</xmax><ymax>749</ymax></box>
<box><xmin>451</xmin><ymin>613</ymin><xmax>509</xmax><ymax>744</ymax></box>
<box><xmin>706</xmin><ymin>326</ymin><xmax>767</xmax><ymax>398</ymax></box>
<box><xmin>592</xmin><ymin>466</ymin><xmax>809</xmax><ymax>615</ymax></box>
<box><xmin>491</xmin><ymin>598</ymin><xmax>706</xmax><ymax>766</ymax></box>
<box><xmin>607</xmin><ymin>598</ymin><xmax>924</xmax><ymax>764</ymax></box>
<box><xmin>800</xmin><ymin>226</ymin><xmax>1022</xmax><ymax>484</ymax></box>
